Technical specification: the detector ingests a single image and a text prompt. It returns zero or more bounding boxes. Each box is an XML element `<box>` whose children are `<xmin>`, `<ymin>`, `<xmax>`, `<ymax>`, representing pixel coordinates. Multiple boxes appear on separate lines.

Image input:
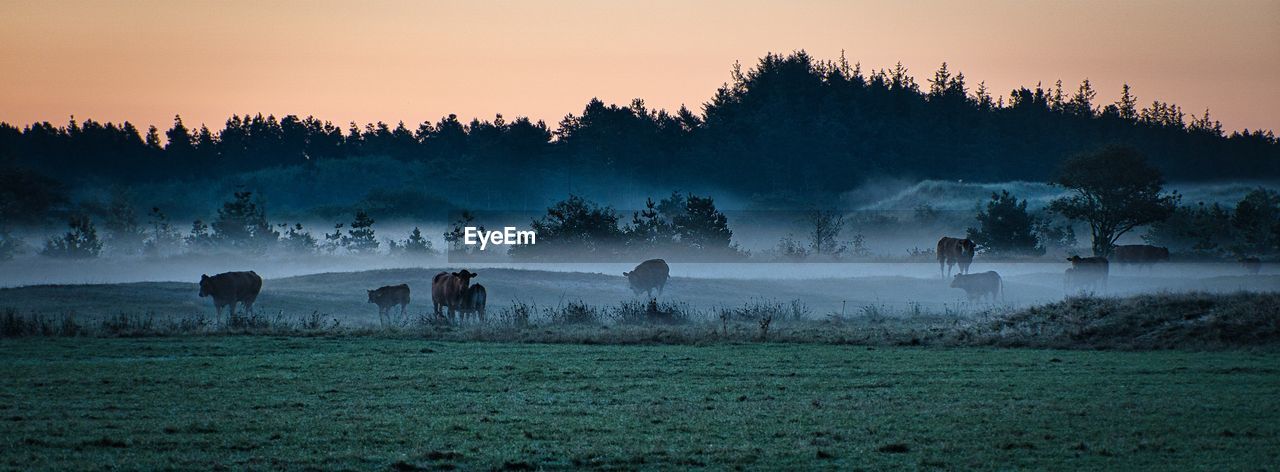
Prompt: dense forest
<box><xmin>2</xmin><ymin>51</ymin><xmax>1278</xmax><ymax>197</ymax></box>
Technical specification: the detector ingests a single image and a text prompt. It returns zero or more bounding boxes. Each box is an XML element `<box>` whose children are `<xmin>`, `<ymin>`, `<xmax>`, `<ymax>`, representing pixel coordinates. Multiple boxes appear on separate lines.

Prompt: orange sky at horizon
<box><xmin>2</xmin><ymin>0</ymin><xmax>1278</xmax><ymax>134</ymax></box>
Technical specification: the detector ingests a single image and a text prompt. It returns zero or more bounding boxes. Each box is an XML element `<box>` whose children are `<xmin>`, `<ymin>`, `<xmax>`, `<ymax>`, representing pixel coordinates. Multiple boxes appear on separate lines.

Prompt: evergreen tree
<box><xmin>42</xmin><ymin>214</ymin><xmax>102</xmax><ymax>258</ymax></box>
<box><xmin>210</xmin><ymin>191</ymin><xmax>278</xmax><ymax>252</ymax></box>
<box><xmin>1115</xmin><ymin>83</ymin><xmax>1138</xmax><ymax>120</ymax></box>
<box><xmin>143</xmin><ymin>207</ymin><xmax>182</xmax><ymax>255</ymax></box>
<box><xmin>185</xmin><ymin>219</ymin><xmax>216</xmax><ymax>251</ymax></box>
<box><xmin>342</xmin><ymin>210</ymin><xmax>379</xmax><ymax>254</ymax></box>
<box><xmin>673</xmin><ymin>194</ymin><xmax>734</xmax><ymax>252</ymax></box>
<box><xmin>966</xmin><ymin>191</ymin><xmax>1044</xmax><ymax>256</ymax></box>
<box><xmin>391</xmin><ymin>226</ymin><xmax>434</xmax><ymax>255</ymax></box>
<box><xmin>279</xmin><ymin>223</ymin><xmax>318</xmax><ymax>254</ymax></box>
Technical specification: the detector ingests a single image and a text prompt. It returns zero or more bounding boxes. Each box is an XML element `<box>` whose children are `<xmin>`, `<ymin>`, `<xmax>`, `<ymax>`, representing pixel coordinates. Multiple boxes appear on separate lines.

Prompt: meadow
<box><xmin>2</xmin><ymin>338</ymin><xmax>1278</xmax><ymax>470</ymax></box>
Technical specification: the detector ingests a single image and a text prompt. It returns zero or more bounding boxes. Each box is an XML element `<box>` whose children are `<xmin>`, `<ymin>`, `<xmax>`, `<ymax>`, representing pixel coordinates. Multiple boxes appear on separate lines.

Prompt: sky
<box><xmin>2</xmin><ymin>0</ymin><xmax>1278</xmax><ymax>134</ymax></box>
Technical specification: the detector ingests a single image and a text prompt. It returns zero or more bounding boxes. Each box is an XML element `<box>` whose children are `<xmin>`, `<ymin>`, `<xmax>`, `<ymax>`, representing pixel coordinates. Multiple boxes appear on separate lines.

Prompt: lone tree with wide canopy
<box><xmin>1049</xmin><ymin>146</ymin><xmax>1179</xmax><ymax>257</ymax></box>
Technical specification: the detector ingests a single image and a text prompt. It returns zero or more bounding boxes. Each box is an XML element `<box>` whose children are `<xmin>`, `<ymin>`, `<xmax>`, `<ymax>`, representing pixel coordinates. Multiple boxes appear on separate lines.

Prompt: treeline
<box><xmin>2</xmin><ymin>52</ymin><xmax>1277</xmax><ymax>193</ymax></box>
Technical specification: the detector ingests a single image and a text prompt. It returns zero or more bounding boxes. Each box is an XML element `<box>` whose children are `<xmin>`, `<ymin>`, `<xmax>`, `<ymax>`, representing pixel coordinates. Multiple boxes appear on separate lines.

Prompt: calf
<box><xmin>457</xmin><ymin>283</ymin><xmax>487</xmax><ymax>324</ymax></box>
<box><xmin>368</xmin><ymin>284</ymin><xmax>410</xmax><ymax>326</ymax></box>
<box><xmin>950</xmin><ymin>271</ymin><xmax>1002</xmax><ymax>302</ymax></box>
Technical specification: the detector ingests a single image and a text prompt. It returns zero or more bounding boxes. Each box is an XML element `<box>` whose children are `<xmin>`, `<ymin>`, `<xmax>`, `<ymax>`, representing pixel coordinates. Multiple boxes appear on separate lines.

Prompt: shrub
<box><xmin>42</xmin><ymin>214</ymin><xmax>102</xmax><ymax>259</ymax></box>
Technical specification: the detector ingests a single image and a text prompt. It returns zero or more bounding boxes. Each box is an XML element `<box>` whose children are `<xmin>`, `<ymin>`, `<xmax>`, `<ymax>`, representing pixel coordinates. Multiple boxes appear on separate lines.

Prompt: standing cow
<box><xmin>198</xmin><ymin>271</ymin><xmax>262</xmax><ymax>322</ymax></box>
<box><xmin>457</xmin><ymin>283</ymin><xmax>487</xmax><ymax>324</ymax></box>
<box><xmin>432</xmin><ymin>270</ymin><xmax>477</xmax><ymax>323</ymax></box>
<box><xmin>368</xmin><ymin>284</ymin><xmax>411</xmax><ymax>327</ymax></box>
<box><xmin>950</xmin><ymin>271</ymin><xmax>1003</xmax><ymax>302</ymax></box>
<box><xmin>937</xmin><ymin>237</ymin><xmax>976</xmax><ymax>277</ymax></box>
<box><xmin>1065</xmin><ymin>256</ymin><xmax>1109</xmax><ymax>292</ymax></box>
<box><xmin>1113</xmin><ymin>244</ymin><xmax>1170</xmax><ymax>268</ymax></box>
<box><xmin>624</xmin><ymin>259</ymin><xmax>670</xmax><ymax>298</ymax></box>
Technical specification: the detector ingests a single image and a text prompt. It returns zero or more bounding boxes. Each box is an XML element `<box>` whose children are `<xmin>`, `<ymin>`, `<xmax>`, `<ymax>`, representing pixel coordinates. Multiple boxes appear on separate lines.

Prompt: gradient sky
<box><xmin>2</xmin><ymin>0</ymin><xmax>1278</xmax><ymax>134</ymax></box>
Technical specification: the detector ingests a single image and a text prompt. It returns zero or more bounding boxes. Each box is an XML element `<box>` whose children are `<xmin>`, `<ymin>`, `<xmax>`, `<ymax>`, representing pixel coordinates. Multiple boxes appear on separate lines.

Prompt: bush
<box><xmin>42</xmin><ymin>214</ymin><xmax>102</xmax><ymax>259</ymax></box>
<box><xmin>967</xmin><ymin>190</ymin><xmax>1043</xmax><ymax>256</ymax></box>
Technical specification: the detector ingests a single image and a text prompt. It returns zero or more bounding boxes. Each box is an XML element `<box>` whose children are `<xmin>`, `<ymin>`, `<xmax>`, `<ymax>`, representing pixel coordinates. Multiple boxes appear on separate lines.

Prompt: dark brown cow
<box><xmin>1113</xmin><ymin>245</ymin><xmax>1170</xmax><ymax>266</ymax></box>
<box><xmin>937</xmin><ymin>237</ymin><xmax>976</xmax><ymax>277</ymax></box>
<box><xmin>950</xmin><ymin>271</ymin><xmax>1002</xmax><ymax>301</ymax></box>
<box><xmin>624</xmin><ymin>259</ymin><xmax>670</xmax><ymax>298</ymax></box>
<box><xmin>198</xmin><ymin>271</ymin><xmax>262</xmax><ymax>320</ymax></box>
<box><xmin>457</xmin><ymin>283</ymin><xmax>487</xmax><ymax>324</ymax></box>
<box><xmin>1240</xmin><ymin>257</ymin><xmax>1262</xmax><ymax>275</ymax></box>
<box><xmin>432</xmin><ymin>270</ymin><xmax>477</xmax><ymax>323</ymax></box>
<box><xmin>1065</xmin><ymin>256</ymin><xmax>1109</xmax><ymax>291</ymax></box>
<box><xmin>368</xmin><ymin>284</ymin><xmax>410</xmax><ymax>326</ymax></box>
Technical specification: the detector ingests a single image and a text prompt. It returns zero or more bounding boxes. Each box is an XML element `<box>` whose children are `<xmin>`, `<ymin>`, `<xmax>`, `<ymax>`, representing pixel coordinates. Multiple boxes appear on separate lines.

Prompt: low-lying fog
<box><xmin>2</xmin><ymin>179</ymin><xmax>1275</xmax><ymax>320</ymax></box>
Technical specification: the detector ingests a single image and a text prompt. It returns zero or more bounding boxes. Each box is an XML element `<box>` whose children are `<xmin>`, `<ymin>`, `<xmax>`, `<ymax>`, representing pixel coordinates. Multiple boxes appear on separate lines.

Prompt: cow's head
<box><xmin>452</xmin><ymin>270</ymin><xmax>477</xmax><ymax>287</ymax></box>
<box><xmin>949</xmin><ymin>274</ymin><xmax>964</xmax><ymax>288</ymax></box>
<box><xmin>1066</xmin><ymin>256</ymin><xmax>1082</xmax><ymax>263</ymax></box>
<box><xmin>367</xmin><ymin>289</ymin><xmax>376</xmax><ymax>303</ymax></box>
<box><xmin>961</xmin><ymin>239</ymin><xmax>977</xmax><ymax>253</ymax></box>
<box><xmin>198</xmin><ymin>274</ymin><xmax>211</xmax><ymax>297</ymax></box>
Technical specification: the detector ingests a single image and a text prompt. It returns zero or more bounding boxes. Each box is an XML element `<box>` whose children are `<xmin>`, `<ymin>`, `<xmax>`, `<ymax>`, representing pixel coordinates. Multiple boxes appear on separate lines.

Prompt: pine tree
<box><xmin>393</xmin><ymin>227</ymin><xmax>434</xmax><ymax>255</ymax></box>
<box><xmin>143</xmin><ymin>207</ymin><xmax>182</xmax><ymax>255</ymax></box>
<box><xmin>1115</xmin><ymin>83</ymin><xmax>1138</xmax><ymax>120</ymax></box>
<box><xmin>185</xmin><ymin>219</ymin><xmax>216</xmax><ymax>251</ymax></box>
<box><xmin>42</xmin><ymin>215</ymin><xmax>102</xmax><ymax>258</ymax></box>
<box><xmin>279</xmin><ymin>223</ymin><xmax>318</xmax><ymax>254</ymax></box>
<box><xmin>210</xmin><ymin>191</ymin><xmax>278</xmax><ymax>252</ymax></box>
<box><xmin>343</xmin><ymin>210</ymin><xmax>379</xmax><ymax>254</ymax></box>
<box><xmin>966</xmin><ymin>191</ymin><xmax>1044</xmax><ymax>256</ymax></box>
<box><xmin>1068</xmin><ymin>79</ymin><xmax>1096</xmax><ymax>117</ymax></box>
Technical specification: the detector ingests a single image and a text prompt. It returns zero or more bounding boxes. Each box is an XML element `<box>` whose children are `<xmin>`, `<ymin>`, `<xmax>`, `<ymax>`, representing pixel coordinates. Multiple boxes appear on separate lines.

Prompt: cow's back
<box><xmin>211</xmin><ymin>271</ymin><xmax>262</xmax><ymax>302</ymax></box>
<box><xmin>1114</xmin><ymin>245</ymin><xmax>1169</xmax><ymax>263</ymax></box>
<box><xmin>374</xmin><ymin>284</ymin><xmax>410</xmax><ymax>306</ymax></box>
<box><xmin>630</xmin><ymin>259</ymin><xmax>670</xmax><ymax>290</ymax></box>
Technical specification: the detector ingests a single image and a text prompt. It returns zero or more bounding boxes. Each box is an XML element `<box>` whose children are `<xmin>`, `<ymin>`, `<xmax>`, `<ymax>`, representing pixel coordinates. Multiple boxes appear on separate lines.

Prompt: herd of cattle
<box><xmin>194</xmin><ymin>241</ymin><xmax>1264</xmax><ymax>322</ymax></box>
<box><xmin>939</xmin><ymin>237</ymin><xmax>1264</xmax><ymax>301</ymax></box>
<box><xmin>195</xmin><ymin>259</ymin><xmax>673</xmax><ymax>325</ymax></box>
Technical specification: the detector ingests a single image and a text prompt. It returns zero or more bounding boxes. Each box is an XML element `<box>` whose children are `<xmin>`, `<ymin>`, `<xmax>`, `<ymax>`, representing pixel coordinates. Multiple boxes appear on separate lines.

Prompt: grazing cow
<box><xmin>368</xmin><ymin>284</ymin><xmax>410</xmax><ymax>326</ymax></box>
<box><xmin>432</xmin><ymin>270</ymin><xmax>477</xmax><ymax>323</ymax></box>
<box><xmin>1113</xmin><ymin>245</ymin><xmax>1170</xmax><ymax>267</ymax></box>
<box><xmin>624</xmin><ymin>259</ymin><xmax>670</xmax><ymax>298</ymax></box>
<box><xmin>1240</xmin><ymin>257</ymin><xmax>1262</xmax><ymax>275</ymax></box>
<box><xmin>198</xmin><ymin>271</ymin><xmax>262</xmax><ymax>320</ymax></box>
<box><xmin>1065</xmin><ymin>256</ymin><xmax>1109</xmax><ymax>291</ymax></box>
<box><xmin>950</xmin><ymin>271</ymin><xmax>1003</xmax><ymax>301</ymax></box>
<box><xmin>937</xmin><ymin>237</ymin><xmax>976</xmax><ymax>277</ymax></box>
<box><xmin>457</xmin><ymin>283</ymin><xmax>487</xmax><ymax>323</ymax></box>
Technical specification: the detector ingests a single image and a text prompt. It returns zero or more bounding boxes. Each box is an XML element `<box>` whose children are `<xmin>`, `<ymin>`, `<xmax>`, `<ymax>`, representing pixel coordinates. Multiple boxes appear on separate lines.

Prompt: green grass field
<box><xmin>3</xmin><ymin>337</ymin><xmax>1277</xmax><ymax>470</ymax></box>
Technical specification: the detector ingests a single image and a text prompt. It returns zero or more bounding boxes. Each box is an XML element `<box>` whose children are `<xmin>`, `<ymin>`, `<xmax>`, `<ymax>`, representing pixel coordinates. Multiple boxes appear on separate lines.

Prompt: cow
<box><xmin>937</xmin><ymin>237</ymin><xmax>976</xmax><ymax>277</ymax></box>
<box><xmin>1065</xmin><ymin>256</ymin><xmax>1109</xmax><ymax>292</ymax></box>
<box><xmin>1240</xmin><ymin>257</ymin><xmax>1262</xmax><ymax>275</ymax></box>
<box><xmin>624</xmin><ymin>259</ymin><xmax>670</xmax><ymax>298</ymax></box>
<box><xmin>457</xmin><ymin>283</ymin><xmax>487</xmax><ymax>324</ymax></box>
<box><xmin>1113</xmin><ymin>244</ymin><xmax>1170</xmax><ymax>267</ymax></box>
<box><xmin>198</xmin><ymin>271</ymin><xmax>262</xmax><ymax>321</ymax></box>
<box><xmin>432</xmin><ymin>269</ymin><xmax>477</xmax><ymax>323</ymax></box>
<box><xmin>368</xmin><ymin>284</ymin><xmax>410</xmax><ymax>326</ymax></box>
<box><xmin>950</xmin><ymin>271</ymin><xmax>1002</xmax><ymax>301</ymax></box>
